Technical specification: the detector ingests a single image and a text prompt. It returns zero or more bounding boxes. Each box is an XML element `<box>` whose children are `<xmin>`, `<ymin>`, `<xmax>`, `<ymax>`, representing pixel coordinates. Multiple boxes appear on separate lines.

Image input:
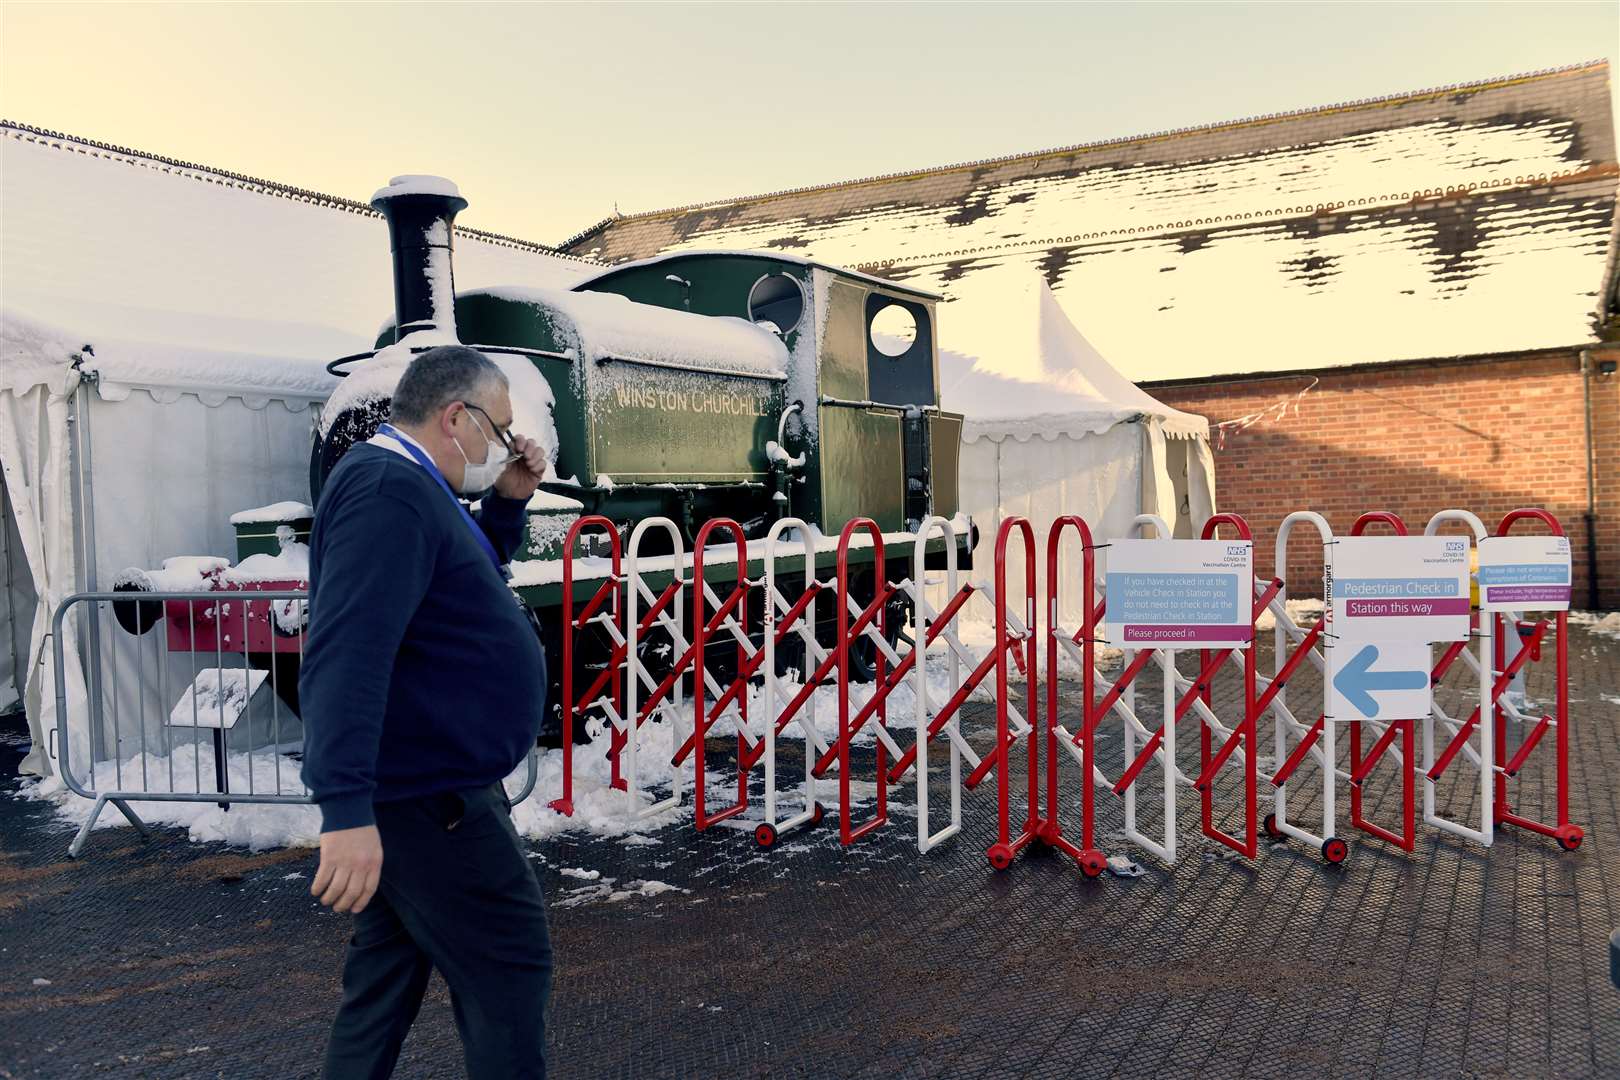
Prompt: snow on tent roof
<box><xmin>937</xmin><ymin>266</ymin><xmax>1207</xmax><ymax>441</ymax></box>
<box><xmin>0</xmin><ymin>124</ymin><xmax>598</xmax><ymax>365</ymax></box>
<box><xmin>2</xmin><ymin>308</ymin><xmax>336</xmax><ymax>404</ymax></box>
<box><xmin>468</xmin><ymin>286</ymin><xmax>790</xmax><ymax>378</ymax></box>
<box><xmin>565</xmin><ymin>62</ymin><xmax>1618</xmax><ymax>384</ymax></box>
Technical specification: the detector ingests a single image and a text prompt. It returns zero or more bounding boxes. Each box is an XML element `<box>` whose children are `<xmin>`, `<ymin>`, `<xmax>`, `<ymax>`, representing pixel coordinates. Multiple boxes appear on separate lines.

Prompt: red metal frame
<box><xmin>1342</xmin><ymin>511</ymin><xmax>1418</xmax><ymax>853</ymax></box>
<box><xmin>550</xmin><ymin>515</ymin><xmax>623</xmax><ymax>816</ymax></box>
<box><xmin>689</xmin><ymin>519</ymin><xmax>753</xmax><ymax>830</ymax></box>
<box><xmin>1037</xmin><ymin>515</ymin><xmax>1106</xmax><ymax>876</ymax></box>
<box><xmin>834</xmin><ymin>519</ymin><xmax>890</xmax><ymax>844</ymax></box>
<box><xmin>983</xmin><ymin>517</ymin><xmax>1042</xmax><ymax>870</ymax></box>
<box><xmin>1490</xmin><ymin>509</ymin><xmax>1582</xmax><ymax>851</ymax></box>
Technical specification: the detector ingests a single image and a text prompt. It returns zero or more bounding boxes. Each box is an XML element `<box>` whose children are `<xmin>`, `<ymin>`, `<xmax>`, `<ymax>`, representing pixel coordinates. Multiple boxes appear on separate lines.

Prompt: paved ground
<box><xmin>2</xmin><ymin>621</ymin><xmax>1618</xmax><ymax>1079</ymax></box>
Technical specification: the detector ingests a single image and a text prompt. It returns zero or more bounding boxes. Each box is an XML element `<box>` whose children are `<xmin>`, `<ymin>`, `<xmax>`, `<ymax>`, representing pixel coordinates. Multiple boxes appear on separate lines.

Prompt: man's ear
<box><xmin>438</xmin><ymin>401</ymin><xmax>463</xmax><ymax>440</ymax></box>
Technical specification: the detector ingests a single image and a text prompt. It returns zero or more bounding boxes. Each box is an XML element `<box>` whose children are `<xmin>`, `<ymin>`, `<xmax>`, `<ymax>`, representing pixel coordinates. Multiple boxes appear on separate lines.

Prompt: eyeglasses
<box><xmin>459</xmin><ymin>401</ymin><xmax>520</xmax><ymax>463</ymax></box>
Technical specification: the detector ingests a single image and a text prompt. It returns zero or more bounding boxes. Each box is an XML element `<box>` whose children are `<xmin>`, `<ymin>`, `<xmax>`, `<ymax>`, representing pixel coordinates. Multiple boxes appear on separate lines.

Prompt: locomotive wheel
<box><xmin>1079</xmin><ymin>850</ymin><xmax>1108</xmax><ymax>879</ymax></box>
<box><xmin>754</xmin><ymin>823</ymin><xmax>778</xmax><ymax>849</ymax></box>
<box><xmin>1263</xmin><ymin>812</ymin><xmax>1285</xmax><ymax>840</ymax></box>
<box><xmin>1321</xmin><ymin>836</ymin><xmax>1349</xmax><ymax>865</ymax></box>
<box><xmin>986</xmin><ymin>843</ymin><xmax>1014</xmax><ymax>871</ymax></box>
<box><xmin>1556</xmin><ymin>824</ymin><xmax>1584</xmax><ymax>852</ymax></box>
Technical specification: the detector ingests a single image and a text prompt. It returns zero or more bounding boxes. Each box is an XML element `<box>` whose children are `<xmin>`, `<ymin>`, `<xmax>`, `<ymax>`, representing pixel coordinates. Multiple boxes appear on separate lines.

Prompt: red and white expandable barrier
<box><xmin>1042</xmin><ymin>512</ymin><xmax>1261</xmax><ymax>872</ymax></box>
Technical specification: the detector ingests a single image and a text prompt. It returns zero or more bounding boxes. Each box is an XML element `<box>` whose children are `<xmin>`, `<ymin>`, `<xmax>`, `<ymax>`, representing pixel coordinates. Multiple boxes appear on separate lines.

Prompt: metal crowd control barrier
<box><xmin>555</xmin><ymin>513</ymin><xmax>1038</xmax><ymax>859</ymax></box>
<box><xmin>1425</xmin><ymin>509</ymin><xmax>1582</xmax><ymax>852</ymax></box>
<box><xmin>1487</xmin><ymin>510</ymin><xmax>1580</xmax><ymax>851</ymax></box>
<box><xmin>52</xmin><ymin>588</ymin><xmax>540</xmax><ymax>858</ymax></box>
<box><xmin>52</xmin><ymin>588</ymin><xmax>312</xmax><ymax>857</ymax></box>
<box><xmin>807</xmin><ymin>516</ymin><xmax>1038</xmax><ymax>860</ymax></box>
<box><xmin>1047</xmin><ymin>513</ymin><xmax>1261</xmax><ymax>871</ymax></box>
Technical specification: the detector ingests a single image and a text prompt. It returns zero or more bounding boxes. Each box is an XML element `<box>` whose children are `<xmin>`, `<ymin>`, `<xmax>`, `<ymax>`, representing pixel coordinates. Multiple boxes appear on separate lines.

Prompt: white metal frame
<box><xmin>1422</xmin><ymin>509</ymin><xmax>1495</xmax><ymax>847</ymax></box>
<box><xmin>904</xmin><ymin>515</ymin><xmax>966</xmax><ymax>852</ymax></box>
<box><xmin>759</xmin><ymin>517</ymin><xmax>832</xmax><ymax>839</ymax></box>
<box><xmin>1263</xmin><ymin>511</ymin><xmax>1341</xmax><ymax>853</ymax></box>
<box><xmin>622</xmin><ymin>517</ymin><xmax>690</xmax><ymax>821</ymax></box>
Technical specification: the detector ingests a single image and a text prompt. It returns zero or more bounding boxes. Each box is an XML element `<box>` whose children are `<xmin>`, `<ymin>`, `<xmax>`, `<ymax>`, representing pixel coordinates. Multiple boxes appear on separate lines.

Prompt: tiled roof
<box><xmin>565</xmin><ymin>62</ymin><xmax>1618</xmax><ymax>381</ymax></box>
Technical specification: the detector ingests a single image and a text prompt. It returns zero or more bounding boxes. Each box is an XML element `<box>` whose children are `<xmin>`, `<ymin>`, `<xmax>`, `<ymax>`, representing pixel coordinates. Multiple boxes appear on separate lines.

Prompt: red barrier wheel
<box><xmin>754</xmin><ymin>823</ymin><xmax>778</xmax><ymax>849</ymax></box>
<box><xmin>1321</xmin><ymin>836</ymin><xmax>1349</xmax><ymax>865</ymax></box>
<box><xmin>810</xmin><ymin>802</ymin><xmax>826</xmax><ymax>827</ymax></box>
<box><xmin>1263</xmin><ymin>813</ymin><xmax>1284</xmax><ymax>840</ymax></box>
<box><xmin>986</xmin><ymin>843</ymin><xmax>1014</xmax><ymax>871</ymax></box>
<box><xmin>1556</xmin><ymin>824</ymin><xmax>1584</xmax><ymax>852</ymax></box>
<box><xmin>1079</xmin><ymin>850</ymin><xmax>1107</xmax><ymax>878</ymax></box>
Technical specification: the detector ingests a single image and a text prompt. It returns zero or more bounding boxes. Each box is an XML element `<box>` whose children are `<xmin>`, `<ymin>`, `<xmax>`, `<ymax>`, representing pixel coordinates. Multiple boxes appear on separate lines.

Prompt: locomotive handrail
<box><xmin>594</xmin><ymin>353</ymin><xmax>789</xmax><ymax>382</ymax></box>
<box><xmin>326</xmin><ymin>342</ymin><xmax>575</xmax><ymax>377</ymax></box>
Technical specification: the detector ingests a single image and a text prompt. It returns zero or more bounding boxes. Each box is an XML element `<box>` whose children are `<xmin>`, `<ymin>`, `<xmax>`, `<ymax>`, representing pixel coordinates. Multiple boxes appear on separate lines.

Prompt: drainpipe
<box><xmin>1581</xmin><ymin>349</ymin><xmax>1600</xmax><ymax>610</ymax></box>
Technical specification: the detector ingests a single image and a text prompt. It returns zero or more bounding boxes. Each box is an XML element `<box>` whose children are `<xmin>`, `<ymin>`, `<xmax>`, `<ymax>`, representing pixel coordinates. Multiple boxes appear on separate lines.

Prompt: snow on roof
<box><xmin>576</xmin><ymin>249</ymin><xmax>943</xmax><ymax>300</ymax></box>
<box><xmin>468</xmin><ymin>285</ymin><xmax>791</xmax><ymax>379</ymax></box>
<box><xmin>0</xmin><ymin>124</ymin><xmax>598</xmax><ymax>364</ymax></box>
<box><xmin>566</xmin><ymin>62</ymin><xmax>1618</xmax><ymax>382</ymax></box>
<box><xmin>2</xmin><ymin>308</ymin><xmax>336</xmax><ymax>405</ymax></box>
<box><xmin>937</xmin><ymin>266</ymin><xmax>1207</xmax><ymax>440</ymax></box>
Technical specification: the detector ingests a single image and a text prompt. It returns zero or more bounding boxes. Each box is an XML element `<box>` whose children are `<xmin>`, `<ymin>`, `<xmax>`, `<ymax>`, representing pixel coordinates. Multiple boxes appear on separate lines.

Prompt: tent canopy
<box><xmin>935</xmin><ymin>266</ymin><xmax>1209</xmax><ymax>441</ymax></box>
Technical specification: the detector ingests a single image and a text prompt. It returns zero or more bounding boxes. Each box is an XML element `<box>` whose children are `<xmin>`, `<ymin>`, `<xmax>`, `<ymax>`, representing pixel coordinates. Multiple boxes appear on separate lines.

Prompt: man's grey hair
<box><xmin>389</xmin><ymin>345</ymin><xmax>509</xmax><ymax>426</ymax></box>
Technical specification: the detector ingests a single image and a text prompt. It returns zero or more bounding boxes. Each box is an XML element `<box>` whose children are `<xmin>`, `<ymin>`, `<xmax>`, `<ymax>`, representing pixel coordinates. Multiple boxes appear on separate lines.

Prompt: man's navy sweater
<box><xmin>299</xmin><ymin>442</ymin><xmax>546</xmax><ymax>832</ymax></box>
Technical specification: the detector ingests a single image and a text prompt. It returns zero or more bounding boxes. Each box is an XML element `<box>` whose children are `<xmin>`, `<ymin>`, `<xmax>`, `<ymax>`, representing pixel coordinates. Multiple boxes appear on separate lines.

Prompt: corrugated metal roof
<box><xmin>566</xmin><ymin>62</ymin><xmax>1618</xmax><ymax>381</ymax></box>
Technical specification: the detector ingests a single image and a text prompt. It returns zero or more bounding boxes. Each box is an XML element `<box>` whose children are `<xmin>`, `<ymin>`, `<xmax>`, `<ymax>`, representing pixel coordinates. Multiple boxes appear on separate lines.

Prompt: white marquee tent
<box><xmin>936</xmin><ymin>267</ymin><xmax>1216</xmax><ymax>620</ymax></box>
<box><xmin>0</xmin><ymin>126</ymin><xmax>594</xmax><ymax>786</ymax></box>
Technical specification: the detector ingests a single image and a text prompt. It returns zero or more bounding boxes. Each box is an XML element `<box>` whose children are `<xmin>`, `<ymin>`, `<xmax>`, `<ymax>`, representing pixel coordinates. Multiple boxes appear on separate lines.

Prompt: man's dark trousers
<box><xmin>322</xmin><ymin>783</ymin><xmax>551</xmax><ymax>1079</ymax></box>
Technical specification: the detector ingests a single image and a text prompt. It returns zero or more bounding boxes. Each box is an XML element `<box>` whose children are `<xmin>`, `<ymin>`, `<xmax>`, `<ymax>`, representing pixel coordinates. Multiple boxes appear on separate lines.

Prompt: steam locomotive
<box><xmin>125</xmin><ymin>176</ymin><xmax>974</xmax><ymax>736</ymax></box>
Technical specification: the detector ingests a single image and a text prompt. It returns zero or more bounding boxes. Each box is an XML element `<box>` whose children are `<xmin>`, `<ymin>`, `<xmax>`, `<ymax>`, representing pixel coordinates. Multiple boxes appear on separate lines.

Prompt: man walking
<box><xmin>300</xmin><ymin>345</ymin><xmax>551</xmax><ymax>1079</ymax></box>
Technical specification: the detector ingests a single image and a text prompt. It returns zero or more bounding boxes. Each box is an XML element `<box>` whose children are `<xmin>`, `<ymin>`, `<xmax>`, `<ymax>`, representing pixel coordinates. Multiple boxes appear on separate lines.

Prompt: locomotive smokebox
<box><xmin>370</xmin><ymin>175</ymin><xmax>468</xmax><ymax>343</ymax></box>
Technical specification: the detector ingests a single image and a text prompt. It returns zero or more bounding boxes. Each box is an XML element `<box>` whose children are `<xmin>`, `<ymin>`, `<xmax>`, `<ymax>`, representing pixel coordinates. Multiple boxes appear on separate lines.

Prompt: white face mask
<box><xmin>454</xmin><ymin>412</ymin><xmax>512</xmax><ymax>495</ymax></box>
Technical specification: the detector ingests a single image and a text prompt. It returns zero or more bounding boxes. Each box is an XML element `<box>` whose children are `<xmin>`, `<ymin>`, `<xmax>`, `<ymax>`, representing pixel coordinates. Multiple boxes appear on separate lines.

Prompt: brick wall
<box><xmin>1150</xmin><ymin>348</ymin><xmax>1620</xmax><ymax>608</ymax></box>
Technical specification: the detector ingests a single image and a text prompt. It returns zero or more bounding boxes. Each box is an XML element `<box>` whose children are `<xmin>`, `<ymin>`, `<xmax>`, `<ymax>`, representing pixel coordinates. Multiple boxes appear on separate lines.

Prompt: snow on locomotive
<box><xmin>120</xmin><ymin>176</ymin><xmax>973</xmax><ymax>738</ymax></box>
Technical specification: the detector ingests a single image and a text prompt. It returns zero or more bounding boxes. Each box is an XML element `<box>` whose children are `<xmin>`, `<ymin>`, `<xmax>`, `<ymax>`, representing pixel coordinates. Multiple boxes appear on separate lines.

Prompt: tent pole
<box><xmin>0</xmin><ymin>475</ymin><xmax>23</xmax><ymax>710</ymax></box>
<box><xmin>68</xmin><ymin>366</ymin><xmax>106</xmax><ymax>763</ymax></box>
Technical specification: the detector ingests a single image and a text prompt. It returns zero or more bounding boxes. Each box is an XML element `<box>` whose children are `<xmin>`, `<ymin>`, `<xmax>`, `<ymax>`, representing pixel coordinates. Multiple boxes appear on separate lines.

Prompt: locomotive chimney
<box><xmin>370</xmin><ymin>175</ymin><xmax>469</xmax><ymax>343</ymax></box>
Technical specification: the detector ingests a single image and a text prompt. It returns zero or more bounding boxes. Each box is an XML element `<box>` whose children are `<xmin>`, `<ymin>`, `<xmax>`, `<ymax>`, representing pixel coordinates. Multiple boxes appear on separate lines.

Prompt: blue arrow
<box><xmin>1333</xmin><ymin>644</ymin><xmax>1429</xmax><ymax>719</ymax></box>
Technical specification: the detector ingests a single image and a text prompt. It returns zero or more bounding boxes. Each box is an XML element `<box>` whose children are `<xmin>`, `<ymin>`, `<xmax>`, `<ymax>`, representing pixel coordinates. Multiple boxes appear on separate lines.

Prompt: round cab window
<box><xmin>869</xmin><ymin>303</ymin><xmax>917</xmax><ymax>356</ymax></box>
<box><xmin>747</xmin><ymin>273</ymin><xmax>805</xmax><ymax>335</ymax></box>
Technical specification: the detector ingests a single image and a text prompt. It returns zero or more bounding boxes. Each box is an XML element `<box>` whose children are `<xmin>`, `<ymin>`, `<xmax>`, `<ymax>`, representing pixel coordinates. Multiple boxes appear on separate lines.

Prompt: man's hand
<box><xmin>312</xmin><ymin>825</ymin><xmax>383</xmax><ymax>914</ymax></box>
<box><xmin>493</xmin><ymin>434</ymin><xmax>549</xmax><ymax>501</ymax></box>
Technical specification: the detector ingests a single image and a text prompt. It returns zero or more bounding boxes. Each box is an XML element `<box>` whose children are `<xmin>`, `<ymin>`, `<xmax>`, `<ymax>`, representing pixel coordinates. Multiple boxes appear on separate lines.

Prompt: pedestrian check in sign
<box><xmin>1104</xmin><ymin>539</ymin><xmax>1253</xmax><ymax>650</ymax></box>
<box><xmin>1323</xmin><ymin>536</ymin><xmax>1470</xmax><ymax>722</ymax></box>
<box><xmin>1325</xmin><ymin>536</ymin><xmax>1472</xmax><ymax>644</ymax></box>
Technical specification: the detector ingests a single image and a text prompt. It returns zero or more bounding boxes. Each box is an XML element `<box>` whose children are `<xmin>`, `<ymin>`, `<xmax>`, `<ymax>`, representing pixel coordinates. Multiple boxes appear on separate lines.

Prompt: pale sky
<box><xmin>2</xmin><ymin>2</ymin><xmax>1615</xmax><ymax>246</ymax></box>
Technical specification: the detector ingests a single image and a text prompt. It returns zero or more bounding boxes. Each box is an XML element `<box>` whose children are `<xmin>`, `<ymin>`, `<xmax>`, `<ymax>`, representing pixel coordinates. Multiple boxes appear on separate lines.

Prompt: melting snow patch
<box><xmin>558</xmin><ymin>867</ymin><xmax>601</xmax><ymax>881</ymax></box>
<box><xmin>1570</xmin><ymin>611</ymin><xmax>1620</xmax><ymax>641</ymax></box>
<box><xmin>1106</xmin><ymin>855</ymin><xmax>1145</xmax><ymax>878</ymax></box>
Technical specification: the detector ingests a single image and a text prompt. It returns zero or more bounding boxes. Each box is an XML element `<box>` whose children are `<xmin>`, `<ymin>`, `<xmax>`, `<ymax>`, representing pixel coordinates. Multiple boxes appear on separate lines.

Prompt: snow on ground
<box><xmin>22</xmin><ymin>742</ymin><xmax>320</xmax><ymax>850</ymax></box>
<box><xmin>1570</xmin><ymin>610</ymin><xmax>1620</xmax><ymax>641</ymax></box>
<box><xmin>1254</xmin><ymin>598</ymin><xmax>1324</xmax><ymax>632</ymax></box>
